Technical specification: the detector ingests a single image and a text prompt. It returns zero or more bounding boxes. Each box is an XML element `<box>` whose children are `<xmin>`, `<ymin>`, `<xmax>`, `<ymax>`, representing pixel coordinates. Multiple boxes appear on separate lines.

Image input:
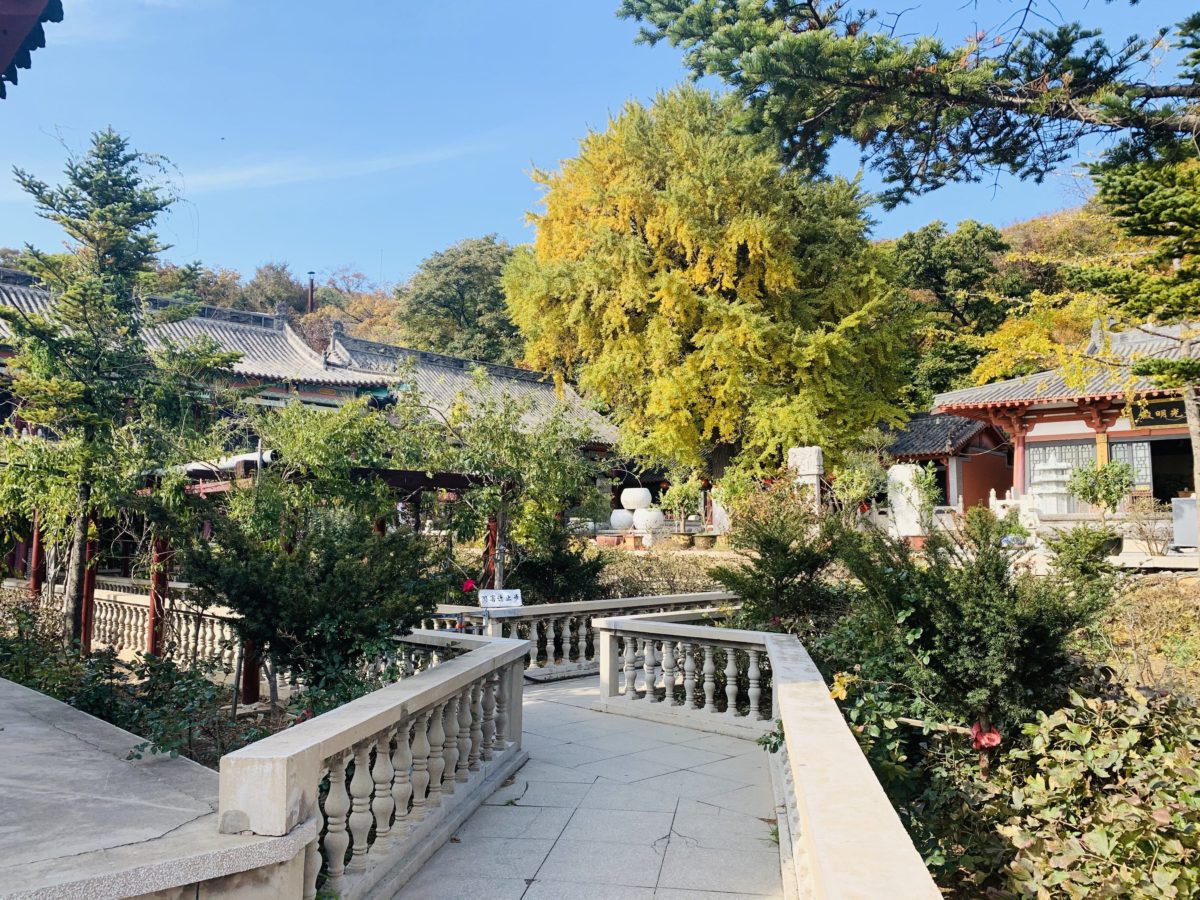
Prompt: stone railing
<box><xmin>91</xmin><ymin>588</ymin><xmax>241</xmax><ymax>668</ymax></box>
<box><xmin>217</xmin><ymin>628</ymin><xmax>531</xmax><ymax>899</ymax></box>
<box><xmin>592</xmin><ymin>611</ymin><xmax>940</xmax><ymax>899</ymax></box>
<box><xmin>421</xmin><ymin>591</ymin><xmax>737</xmax><ymax>681</ymax></box>
<box><xmin>592</xmin><ymin>609</ymin><xmax>773</xmax><ymax>738</ymax></box>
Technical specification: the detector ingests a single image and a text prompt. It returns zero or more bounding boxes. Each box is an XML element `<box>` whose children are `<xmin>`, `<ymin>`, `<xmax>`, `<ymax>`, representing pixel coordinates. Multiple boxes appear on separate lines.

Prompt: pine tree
<box><xmin>0</xmin><ymin>129</ymin><xmax>235</xmax><ymax>642</ymax></box>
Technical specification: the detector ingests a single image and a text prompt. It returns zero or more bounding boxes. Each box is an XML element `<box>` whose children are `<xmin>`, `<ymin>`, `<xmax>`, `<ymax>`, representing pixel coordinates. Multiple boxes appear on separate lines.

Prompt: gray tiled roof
<box><xmin>887</xmin><ymin>414</ymin><xmax>989</xmax><ymax>458</ymax></box>
<box><xmin>325</xmin><ymin>330</ymin><xmax>620</xmax><ymax>444</ymax></box>
<box><xmin>0</xmin><ymin>284</ymin><xmax>384</xmax><ymax>387</ymax></box>
<box><xmin>934</xmin><ymin>327</ymin><xmax>1198</xmax><ymax>411</ymax></box>
<box><xmin>0</xmin><ymin>280</ymin><xmax>620</xmax><ymax>445</ymax></box>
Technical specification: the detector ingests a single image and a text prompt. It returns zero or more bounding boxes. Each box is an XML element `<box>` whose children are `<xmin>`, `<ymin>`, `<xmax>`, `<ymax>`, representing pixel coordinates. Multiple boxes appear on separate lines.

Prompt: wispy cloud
<box><xmin>178</xmin><ymin>143</ymin><xmax>488</xmax><ymax>194</ymax></box>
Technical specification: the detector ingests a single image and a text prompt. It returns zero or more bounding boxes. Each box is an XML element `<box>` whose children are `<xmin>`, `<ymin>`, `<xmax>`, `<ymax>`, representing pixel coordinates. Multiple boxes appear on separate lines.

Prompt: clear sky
<box><xmin>0</xmin><ymin>0</ymin><xmax>1168</xmax><ymax>287</ymax></box>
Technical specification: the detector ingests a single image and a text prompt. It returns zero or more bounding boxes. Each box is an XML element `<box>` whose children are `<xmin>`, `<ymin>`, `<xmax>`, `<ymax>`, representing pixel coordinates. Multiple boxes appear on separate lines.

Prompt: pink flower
<box><xmin>770</xmin><ymin>616</ymin><xmax>782</xmax><ymax>627</ymax></box>
<box><xmin>462</xmin><ymin>578</ymin><xmax>476</xmax><ymax>592</ymax></box>
<box><xmin>971</xmin><ymin>721</ymin><xmax>1002</xmax><ymax>750</ymax></box>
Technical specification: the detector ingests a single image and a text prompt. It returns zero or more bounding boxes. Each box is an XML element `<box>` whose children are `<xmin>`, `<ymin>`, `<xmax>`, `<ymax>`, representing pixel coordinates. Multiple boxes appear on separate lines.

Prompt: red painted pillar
<box><xmin>80</xmin><ymin>534</ymin><xmax>98</xmax><ymax>654</ymax></box>
<box><xmin>12</xmin><ymin>535</ymin><xmax>28</xmax><ymax>577</ymax></box>
<box><xmin>240</xmin><ymin>638</ymin><xmax>261</xmax><ymax>705</ymax></box>
<box><xmin>1012</xmin><ymin>433</ymin><xmax>1027</xmax><ymax>498</ymax></box>
<box><xmin>147</xmin><ymin>536</ymin><xmax>169</xmax><ymax>656</ymax></box>
<box><xmin>27</xmin><ymin>510</ymin><xmax>44</xmax><ymax>596</ymax></box>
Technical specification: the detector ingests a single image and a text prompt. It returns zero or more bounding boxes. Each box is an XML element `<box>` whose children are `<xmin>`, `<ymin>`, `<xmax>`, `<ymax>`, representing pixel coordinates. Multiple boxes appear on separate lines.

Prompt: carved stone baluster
<box><xmin>575</xmin><ymin>616</ymin><xmax>587</xmax><ymax>662</ymax></box>
<box><xmin>747</xmin><ymin>649</ymin><xmax>763</xmax><ymax>719</ymax></box>
<box><xmin>725</xmin><ymin>648</ymin><xmax>739</xmax><ymax>715</ymax></box>
<box><xmin>410</xmin><ymin>712</ymin><xmax>431</xmax><ymax>819</ymax></box>
<box><xmin>456</xmin><ymin>686</ymin><xmax>472</xmax><ymax>781</ymax></box>
<box><xmin>682</xmin><ymin>643</ymin><xmax>696</xmax><ymax>707</ymax></box>
<box><xmin>302</xmin><ymin>835</ymin><xmax>321</xmax><ymax>900</ymax></box>
<box><xmin>661</xmin><ymin>640</ymin><xmax>676</xmax><ymax>704</ymax></box>
<box><xmin>545</xmin><ymin>617</ymin><xmax>558</xmax><ymax>666</ymax></box>
<box><xmin>624</xmin><ymin>633</ymin><xmax>639</xmax><ymax>700</ymax></box>
<box><xmin>481</xmin><ymin>672</ymin><xmax>496</xmax><ymax>761</ymax></box>
<box><xmin>371</xmin><ymin>728</ymin><xmax>396</xmax><ymax>844</ymax></box>
<box><xmin>322</xmin><ymin>754</ymin><xmax>351</xmax><ymax>893</ymax></box>
<box><xmin>441</xmin><ymin>696</ymin><xmax>459</xmax><ymax>796</ymax></box>
<box><xmin>391</xmin><ymin>721</ymin><xmax>413</xmax><ymax>829</ymax></box>
<box><xmin>494</xmin><ymin>667</ymin><xmax>509</xmax><ymax>748</ymax></box>
<box><xmin>347</xmin><ymin>740</ymin><xmax>373</xmax><ymax>873</ymax></box>
<box><xmin>468</xmin><ymin>680</ymin><xmax>483</xmax><ymax>770</ymax></box>
<box><xmin>644</xmin><ymin>638</ymin><xmax>659</xmax><ymax>702</ymax></box>
<box><xmin>427</xmin><ymin>703</ymin><xmax>446</xmax><ymax>807</ymax></box>
<box><xmin>702</xmin><ymin>644</ymin><xmax>717</xmax><ymax>712</ymax></box>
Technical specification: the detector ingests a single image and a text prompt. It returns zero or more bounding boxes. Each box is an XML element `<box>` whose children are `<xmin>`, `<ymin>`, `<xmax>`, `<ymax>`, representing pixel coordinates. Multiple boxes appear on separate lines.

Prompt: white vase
<box><xmin>620</xmin><ymin>487</ymin><xmax>652</xmax><ymax>510</ymax></box>
<box><xmin>633</xmin><ymin>508</ymin><xmax>665</xmax><ymax>532</ymax></box>
<box><xmin>609</xmin><ymin>509</ymin><xmax>635</xmax><ymax>531</ymax></box>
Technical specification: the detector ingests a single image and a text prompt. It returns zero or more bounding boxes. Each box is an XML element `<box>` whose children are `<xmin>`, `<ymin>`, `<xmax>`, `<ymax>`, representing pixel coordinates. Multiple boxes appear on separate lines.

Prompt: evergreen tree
<box><xmin>394</xmin><ymin>235</ymin><xmax>523</xmax><ymax>365</ymax></box>
<box><xmin>0</xmin><ymin>129</ymin><xmax>235</xmax><ymax>642</ymax></box>
<box><xmin>618</xmin><ymin>2</ymin><xmax>1200</xmax><ymax>206</ymax></box>
<box><xmin>504</xmin><ymin>87</ymin><xmax>911</xmax><ymax>470</ymax></box>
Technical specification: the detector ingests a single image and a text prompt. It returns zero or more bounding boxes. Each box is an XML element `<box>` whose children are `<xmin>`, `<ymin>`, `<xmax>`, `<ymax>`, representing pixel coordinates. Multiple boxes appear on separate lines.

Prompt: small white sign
<box><xmin>479</xmin><ymin>589</ymin><xmax>523</xmax><ymax>609</ymax></box>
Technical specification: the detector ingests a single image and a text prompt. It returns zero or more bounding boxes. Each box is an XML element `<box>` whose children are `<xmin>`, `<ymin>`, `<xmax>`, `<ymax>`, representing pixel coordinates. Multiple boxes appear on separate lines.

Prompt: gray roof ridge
<box><xmin>330</xmin><ymin>332</ymin><xmax>552</xmax><ymax>384</ymax></box>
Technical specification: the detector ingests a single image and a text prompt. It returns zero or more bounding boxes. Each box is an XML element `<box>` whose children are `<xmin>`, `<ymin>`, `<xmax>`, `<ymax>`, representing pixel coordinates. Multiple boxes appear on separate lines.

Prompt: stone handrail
<box><xmin>591</xmin><ymin>612</ymin><xmax>940</xmax><ymax>899</ymax></box>
<box><xmin>218</xmin><ymin>628</ymin><xmax>531</xmax><ymax>899</ymax></box>
<box><xmin>422</xmin><ymin>591</ymin><xmax>738</xmax><ymax>680</ymax></box>
<box><xmin>592</xmin><ymin>611</ymin><xmax>773</xmax><ymax>737</ymax></box>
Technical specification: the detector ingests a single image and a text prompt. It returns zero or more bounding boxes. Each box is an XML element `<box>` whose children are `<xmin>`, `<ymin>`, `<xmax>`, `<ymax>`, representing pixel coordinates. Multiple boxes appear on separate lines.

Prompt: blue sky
<box><xmin>0</xmin><ymin>0</ymin><xmax>1170</xmax><ymax>286</ymax></box>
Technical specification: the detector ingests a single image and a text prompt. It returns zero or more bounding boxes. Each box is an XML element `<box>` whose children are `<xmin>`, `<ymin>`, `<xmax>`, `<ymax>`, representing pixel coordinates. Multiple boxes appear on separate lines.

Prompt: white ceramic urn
<box><xmin>620</xmin><ymin>487</ymin><xmax>653</xmax><ymax>510</ymax></box>
<box><xmin>633</xmin><ymin>507</ymin><xmax>665</xmax><ymax>532</ymax></box>
<box><xmin>609</xmin><ymin>508</ymin><xmax>635</xmax><ymax>531</ymax></box>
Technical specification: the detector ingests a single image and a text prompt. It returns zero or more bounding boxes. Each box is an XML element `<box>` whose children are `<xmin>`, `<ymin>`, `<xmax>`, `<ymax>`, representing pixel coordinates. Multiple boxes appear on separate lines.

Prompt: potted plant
<box><xmin>1066</xmin><ymin>460</ymin><xmax>1135</xmax><ymax>555</ymax></box>
<box><xmin>659</xmin><ymin>477</ymin><xmax>702</xmax><ymax>547</ymax></box>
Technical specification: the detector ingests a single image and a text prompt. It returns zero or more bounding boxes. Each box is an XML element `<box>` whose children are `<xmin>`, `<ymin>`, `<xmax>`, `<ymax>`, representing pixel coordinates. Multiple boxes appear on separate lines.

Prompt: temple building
<box><xmin>886</xmin><ymin>413</ymin><xmax>1012</xmax><ymax>509</ymax></box>
<box><xmin>933</xmin><ymin>326</ymin><xmax>1197</xmax><ymax>511</ymax></box>
<box><xmin>0</xmin><ymin>269</ymin><xmax>616</xmax><ymax>447</ymax></box>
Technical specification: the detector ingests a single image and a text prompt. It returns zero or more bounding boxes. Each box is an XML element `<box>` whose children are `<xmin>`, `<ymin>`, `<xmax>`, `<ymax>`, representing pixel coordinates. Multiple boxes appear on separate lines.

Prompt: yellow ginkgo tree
<box><xmin>503</xmin><ymin>87</ymin><xmax>912</xmax><ymax>472</ymax></box>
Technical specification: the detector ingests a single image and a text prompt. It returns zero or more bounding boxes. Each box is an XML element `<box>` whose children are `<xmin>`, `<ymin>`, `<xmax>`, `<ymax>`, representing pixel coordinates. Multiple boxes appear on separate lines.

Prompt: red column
<box><xmin>27</xmin><ymin>510</ymin><xmax>44</xmax><ymax>596</ymax></box>
<box><xmin>147</xmin><ymin>536</ymin><xmax>169</xmax><ymax>656</ymax></box>
<box><xmin>240</xmin><ymin>638</ymin><xmax>261</xmax><ymax>705</ymax></box>
<box><xmin>1012</xmin><ymin>433</ymin><xmax>1027</xmax><ymax>498</ymax></box>
<box><xmin>80</xmin><ymin>534</ymin><xmax>97</xmax><ymax>654</ymax></box>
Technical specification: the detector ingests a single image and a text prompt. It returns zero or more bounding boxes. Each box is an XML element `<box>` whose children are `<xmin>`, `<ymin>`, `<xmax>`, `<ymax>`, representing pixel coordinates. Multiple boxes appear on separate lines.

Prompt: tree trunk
<box><xmin>1184</xmin><ymin>380</ymin><xmax>1200</xmax><ymax>553</ymax></box>
<box><xmin>494</xmin><ymin>510</ymin><xmax>507</xmax><ymax>590</ymax></box>
<box><xmin>62</xmin><ymin>481</ymin><xmax>91</xmax><ymax>646</ymax></box>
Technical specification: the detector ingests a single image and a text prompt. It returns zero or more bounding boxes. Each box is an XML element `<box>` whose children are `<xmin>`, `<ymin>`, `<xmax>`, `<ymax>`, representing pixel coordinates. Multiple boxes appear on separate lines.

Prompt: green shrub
<box><xmin>1067</xmin><ymin>460</ymin><xmax>1135</xmax><ymax>524</ymax></box>
<box><xmin>835</xmin><ymin>507</ymin><xmax>1108</xmax><ymax>731</ymax></box>
<box><xmin>510</xmin><ymin>525</ymin><xmax>608</xmax><ymax>604</ymax></box>
<box><xmin>709</xmin><ymin>480</ymin><xmax>846</xmax><ymax>630</ymax></box>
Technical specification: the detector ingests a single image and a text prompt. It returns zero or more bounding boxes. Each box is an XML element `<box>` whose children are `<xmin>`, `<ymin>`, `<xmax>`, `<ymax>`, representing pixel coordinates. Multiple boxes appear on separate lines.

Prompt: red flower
<box><xmin>462</xmin><ymin>578</ymin><xmax>476</xmax><ymax>592</ymax></box>
<box><xmin>770</xmin><ymin>616</ymin><xmax>782</xmax><ymax>627</ymax></box>
<box><xmin>970</xmin><ymin>721</ymin><xmax>1002</xmax><ymax>749</ymax></box>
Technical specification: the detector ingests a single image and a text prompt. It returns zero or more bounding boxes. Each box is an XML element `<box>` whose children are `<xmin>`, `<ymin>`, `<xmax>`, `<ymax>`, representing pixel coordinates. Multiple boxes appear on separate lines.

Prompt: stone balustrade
<box><xmin>422</xmin><ymin>591</ymin><xmax>738</xmax><ymax>681</ymax></box>
<box><xmin>217</xmin><ymin>628</ymin><xmax>531</xmax><ymax>899</ymax></box>
<box><xmin>592</xmin><ymin>609</ymin><xmax>774</xmax><ymax>737</ymax></box>
<box><xmin>592</xmin><ymin>610</ymin><xmax>941</xmax><ymax>899</ymax></box>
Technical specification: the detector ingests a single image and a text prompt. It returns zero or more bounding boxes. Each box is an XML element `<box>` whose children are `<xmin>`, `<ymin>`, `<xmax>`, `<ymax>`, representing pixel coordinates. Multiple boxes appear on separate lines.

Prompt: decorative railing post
<box><xmin>321</xmin><ymin>753</ymin><xmax>351</xmax><ymax>894</ymax></box>
<box><xmin>371</xmin><ymin>728</ymin><xmax>396</xmax><ymax>845</ymax></box>
<box><xmin>426</xmin><ymin>702</ymin><xmax>446</xmax><ymax>808</ymax></box>
<box><xmin>441</xmin><ymin>696</ymin><xmax>459</xmax><ymax>796</ymax></box>
<box><xmin>410</xmin><ymin>710</ymin><xmax>431</xmax><ymax>819</ymax></box>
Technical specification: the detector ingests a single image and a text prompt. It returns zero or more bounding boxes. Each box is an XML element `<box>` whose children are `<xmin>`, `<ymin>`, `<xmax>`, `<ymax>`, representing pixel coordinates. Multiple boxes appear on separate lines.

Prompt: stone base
<box><xmin>524</xmin><ymin>661</ymin><xmax>600</xmax><ymax>682</ymax></box>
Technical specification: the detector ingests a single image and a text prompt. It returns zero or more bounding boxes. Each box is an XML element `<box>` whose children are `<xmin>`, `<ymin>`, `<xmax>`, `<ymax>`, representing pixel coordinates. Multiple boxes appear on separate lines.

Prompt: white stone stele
<box><xmin>609</xmin><ymin>508</ymin><xmax>635</xmax><ymax>531</ymax></box>
<box><xmin>620</xmin><ymin>487</ymin><xmax>653</xmax><ymax>510</ymax></box>
<box><xmin>886</xmin><ymin>463</ymin><xmax>925</xmax><ymax>538</ymax></box>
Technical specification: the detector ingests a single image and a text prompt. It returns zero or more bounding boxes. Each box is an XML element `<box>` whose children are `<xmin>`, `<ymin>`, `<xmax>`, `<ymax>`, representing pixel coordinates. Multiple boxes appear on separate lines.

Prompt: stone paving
<box><xmin>397</xmin><ymin>680</ymin><xmax>783</xmax><ymax>900</ymax></box>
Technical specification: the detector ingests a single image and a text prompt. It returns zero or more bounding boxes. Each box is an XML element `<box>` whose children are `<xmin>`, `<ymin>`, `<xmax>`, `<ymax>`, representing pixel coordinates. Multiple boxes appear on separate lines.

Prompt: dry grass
<box><xmin>1103</xmin><ymin>574</ymin><xmax>1200</xmax><ymax>699</ymax></box>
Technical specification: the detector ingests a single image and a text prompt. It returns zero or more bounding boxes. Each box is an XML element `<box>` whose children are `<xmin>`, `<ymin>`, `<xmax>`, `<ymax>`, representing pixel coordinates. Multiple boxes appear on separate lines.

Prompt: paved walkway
<box><xmin>397</xmin><ymin>680</ymin><xmax>783</xmax><ymax>900</ymax></box>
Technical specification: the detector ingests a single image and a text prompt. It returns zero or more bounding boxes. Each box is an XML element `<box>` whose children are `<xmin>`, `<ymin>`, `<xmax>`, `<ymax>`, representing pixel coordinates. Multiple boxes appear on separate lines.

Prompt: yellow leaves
<box><xmin>972</xmin><ymin>291</ymin><xmax>1106</xmax><ymax>384</ymax></box>
<box><xmin>504</xmin><ymin>87</ymin><xmax>910</xmax><ymax>469</ymax></box>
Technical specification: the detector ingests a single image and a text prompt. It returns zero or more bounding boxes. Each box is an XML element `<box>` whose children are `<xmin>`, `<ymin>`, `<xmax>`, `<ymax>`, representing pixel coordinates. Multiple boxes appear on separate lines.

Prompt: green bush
<box><xmin>1067</xmin><ymin>460</ymin><xmax>1135</xmax><ymax>523</ymax></box>
<box><xmin>834</xmin><ymin>507</ymin><xmax>1108</xmax><ymax>732</ymax></box>
<box><xmin>510</xmin><ymin>525</ymin><xmax>608</xmax><ymax>604</ymax></box>
<box><xmin>709</xmin><ymin>480</ymin><xmax>846</xmax><ymax>631</ymax></box>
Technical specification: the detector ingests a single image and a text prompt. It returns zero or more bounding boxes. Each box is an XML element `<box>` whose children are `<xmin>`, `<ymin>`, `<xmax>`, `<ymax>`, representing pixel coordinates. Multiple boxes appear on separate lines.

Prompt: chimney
<box><xmin>307</xmin><ymin>271</ymin><xmax>316</xmax><ymax>314</ymax></box>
